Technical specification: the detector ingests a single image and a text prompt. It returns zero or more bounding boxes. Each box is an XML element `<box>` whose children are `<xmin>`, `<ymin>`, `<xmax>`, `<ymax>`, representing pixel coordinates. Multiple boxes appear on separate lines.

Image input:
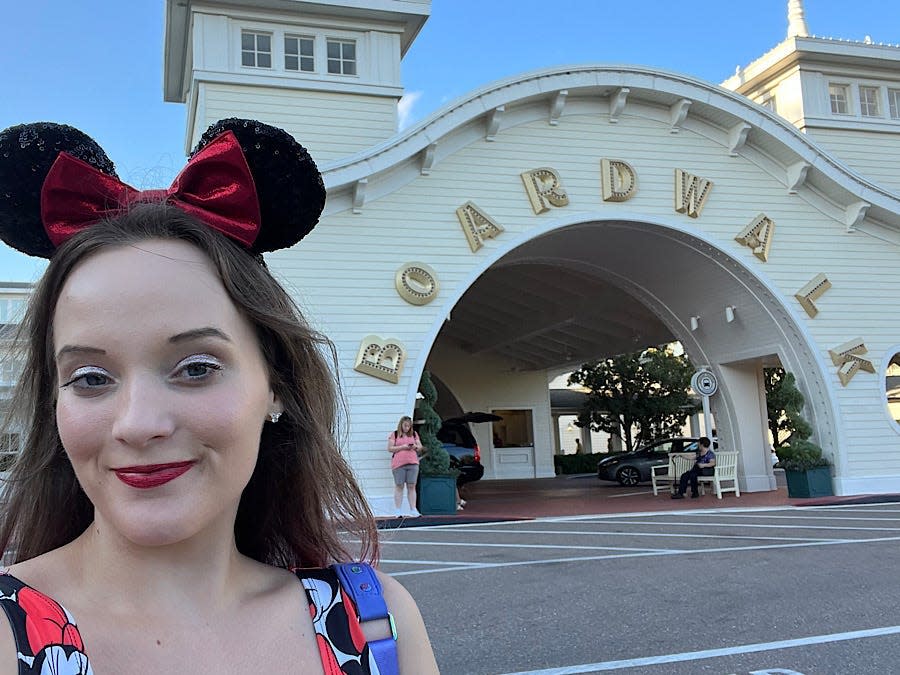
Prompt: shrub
<box><xmin>777</xmin><ymin>439</ymin><xmax>830</xmax><ymax>472</ymax></box>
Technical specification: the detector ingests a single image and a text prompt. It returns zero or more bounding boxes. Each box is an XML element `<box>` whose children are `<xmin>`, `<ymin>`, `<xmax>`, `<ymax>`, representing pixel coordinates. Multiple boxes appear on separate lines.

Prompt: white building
<box><xmin>14</xmin><ymin>0</ymin><xmax>900</xmax><ymax>508</ymax></box>
<box><xmin>0</xmin><ymin>284</ymin><xmax>30</xmax><ymax>469</ymax></box>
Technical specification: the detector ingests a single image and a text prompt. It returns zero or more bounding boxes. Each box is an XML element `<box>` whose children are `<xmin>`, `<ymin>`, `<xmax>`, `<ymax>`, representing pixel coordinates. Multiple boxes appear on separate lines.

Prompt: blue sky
<box><xmin>1</xmin><ymin>0</ymin><xmax>896</xmax><ymax>281</ymax></box>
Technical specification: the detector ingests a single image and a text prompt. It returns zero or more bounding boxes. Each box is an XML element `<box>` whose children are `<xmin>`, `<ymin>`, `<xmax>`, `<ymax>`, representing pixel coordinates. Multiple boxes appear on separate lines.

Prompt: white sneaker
<box><xmin>395</xmin><ymin>511</ymin><xmax>404</xmax><ymax>518</ymax></box>
<box><xmin>409</xmin><ymin>509</ymin><xmax>421</xmax><ymax>518</ymax></box>
<box><xmin>456</xmin><ymin>504</ymin><xmax>464</xmax><ymax>511</ymax></box>
<box><xmin>459</xmin><ymin>499</ymin><xmax>467</xmax><ymax>507</ymax></box>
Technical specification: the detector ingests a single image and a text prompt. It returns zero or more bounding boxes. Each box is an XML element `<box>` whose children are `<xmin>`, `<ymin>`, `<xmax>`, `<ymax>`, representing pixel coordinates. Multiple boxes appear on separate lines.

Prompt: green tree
<box><xmin>417</xmin><ymin>370</ymin><xmax>451</xmax><ymax>475</ymax></box>
<box><xmin>568</xmin><ymin>346</ymin><xmax>697</xmax><ymax>453</ymax></box>
<box><xmin>764</xmin><ymin>368</ymin><xmax>813</xmax><ymax>448</ymax></box>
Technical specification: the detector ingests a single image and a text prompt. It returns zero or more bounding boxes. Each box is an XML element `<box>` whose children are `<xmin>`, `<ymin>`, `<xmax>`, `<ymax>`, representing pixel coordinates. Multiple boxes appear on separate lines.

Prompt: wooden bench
<box><xmin>650</xmin><ymin>453</ymin><xmax>696</xmax><ymax>496</ymax></box>
<box><xmin>697</xmin><ymin>450</ymin><xmax>740</xmax><ymax>499</ymax></box>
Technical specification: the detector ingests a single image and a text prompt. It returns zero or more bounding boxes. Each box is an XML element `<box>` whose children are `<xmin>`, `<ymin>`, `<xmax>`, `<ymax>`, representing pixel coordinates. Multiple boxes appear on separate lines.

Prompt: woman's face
<box><xmin>53</xmin><ymin>239</ymin><xmax>279</xmax><ymax>548</ymax></box>
<box><xmin>401</xmin><ymin>419</ymin><xmax>412</xmax><ymax>434</ymax></box>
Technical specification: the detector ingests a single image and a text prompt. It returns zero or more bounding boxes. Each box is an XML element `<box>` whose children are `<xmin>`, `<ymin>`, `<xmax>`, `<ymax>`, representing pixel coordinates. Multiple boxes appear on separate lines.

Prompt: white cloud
<box><xmin>397</xmin><ymin>91</ymin><xmax>423</xmax><ymax>130</ymax></box>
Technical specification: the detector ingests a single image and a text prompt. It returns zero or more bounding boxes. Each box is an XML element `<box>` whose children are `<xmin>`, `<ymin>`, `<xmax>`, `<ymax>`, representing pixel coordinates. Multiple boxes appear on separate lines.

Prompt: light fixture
<box><xmin>565</xmin><ymin>422</ymin><xmax>575</xmax><ymax>432</ymax></box>
<box><xmin>725</xmin><ymin>305</ymin><xmax>736</xmax><ymax>323</ymax></box>
<box><xmin>690</xmin><ymin>316</ymin><xmax>699</xmax><ymax>331</ymax></box>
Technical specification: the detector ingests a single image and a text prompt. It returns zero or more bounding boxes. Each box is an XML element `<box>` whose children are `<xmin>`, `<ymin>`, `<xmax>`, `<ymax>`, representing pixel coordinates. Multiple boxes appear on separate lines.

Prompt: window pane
<box><xmin>344</xmin><ymin>61</ymin><xmax>356</xmax><ymax>76</ymax></box>
<box><xmin>242</xmin><ymin>51</ymin><xmax>255</xmax><ymax>67</ymax></box>
<box><xmin>889</xmin><ymin>89</ymin><xmax>900</xmax><ymax>118</ymax></box>
<box><xmin>285</xmin><ymin>55</ymin><xmax>298</xmax><ymax>71</ymax></box>
<box><xmin>258</xmin><ymin>53</ymin><xmax>271</xmax><ymax>68</ymax></box>
<box><xmin>285</xmin><ymin>37</ymin><xmax>298</xmax><ymax>55</ymax></box>
<box><xmin>327</xmin><ymin>41</ymin><xmax>340</xmax><ymax>58</ymax></box>
<box><xmin>300</xmin><ymin>38</ymin><xmax>314</xmax><ymax>56</ymax></box>
<box><xmin>328</xmin><ymin>60</ymin><xmax>340</xmax><ymax>74</ymax></box>
<box><xmin>257</xmin><ymin>35</ymin><xmax>270</xmax><ymax>52</ymax></box>
<box><xmin>241</xmin><ymin>32</ymin><xmax>255</xmax><ymax>50</ymax></box>
<box><xmin>829</xmin><ymin>84</ymin><xmax>849</xmax><ymax>114</ymax></box>
<box><xmin>300</xmin><ymin>56</ymin><xmax>314</xmax><ymax>72</ymax></box>
<box><xmin>342</xmin><ymin>42</ymin><xmax>355</xmax><ymax>60</ymax></box>
<box><xmin>859</xmin><ymin>86</ymin><xmax>880</xmax><ymax>117</ymax></box>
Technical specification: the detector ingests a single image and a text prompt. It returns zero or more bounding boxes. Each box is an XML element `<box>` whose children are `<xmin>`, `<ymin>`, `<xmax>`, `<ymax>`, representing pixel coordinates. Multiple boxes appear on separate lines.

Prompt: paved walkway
<box><xmin>450</xmin><ymin>472</ymin><xmax>900</xmax><ymax>519</ymax></box>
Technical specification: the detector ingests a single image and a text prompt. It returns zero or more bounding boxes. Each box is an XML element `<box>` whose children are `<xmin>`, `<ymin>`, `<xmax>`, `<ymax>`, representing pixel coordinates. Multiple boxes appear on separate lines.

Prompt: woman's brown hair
<box><xmin>394</xmin><ymin>416</ymin><xmax>415</xmax><ymax>438</ymax></box>
<box><xmin>0</xmin><ymin>203</ymin><xmax>378</xmax><ymax>567</ymax></box>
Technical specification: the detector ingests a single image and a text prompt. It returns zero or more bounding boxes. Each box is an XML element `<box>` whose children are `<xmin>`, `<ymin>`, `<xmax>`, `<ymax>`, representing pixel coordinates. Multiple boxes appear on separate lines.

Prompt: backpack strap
<box><xmin>333</xmin><ymin>562</ymin><xmax>399</xmax><ymax>675</ymax></box>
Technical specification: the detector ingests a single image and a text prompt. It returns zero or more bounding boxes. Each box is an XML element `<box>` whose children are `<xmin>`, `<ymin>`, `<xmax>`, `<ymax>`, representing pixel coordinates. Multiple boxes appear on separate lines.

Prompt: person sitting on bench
<box><xmin>672</xmin><ymin>436</ymin><xmax>716</xmax><ymax>499</ymax></box>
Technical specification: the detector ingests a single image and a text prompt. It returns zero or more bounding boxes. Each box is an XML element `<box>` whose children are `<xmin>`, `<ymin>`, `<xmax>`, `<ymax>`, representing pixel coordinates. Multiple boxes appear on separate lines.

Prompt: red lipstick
<box><xmin>114</xmin><ymin>461</ymin><xmax>194</xmax><ymax>489</ymax></box>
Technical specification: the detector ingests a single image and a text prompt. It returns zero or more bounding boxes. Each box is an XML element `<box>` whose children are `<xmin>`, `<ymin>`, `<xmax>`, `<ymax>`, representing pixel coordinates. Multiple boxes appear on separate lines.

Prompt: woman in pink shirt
<box><xmin>388</xmin><ymin>416</ymin><xmax>423</xmax><ymax>517</ymax></box>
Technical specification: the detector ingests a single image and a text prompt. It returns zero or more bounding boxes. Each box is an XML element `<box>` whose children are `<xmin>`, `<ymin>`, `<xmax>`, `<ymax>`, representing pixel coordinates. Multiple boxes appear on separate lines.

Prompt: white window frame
<box><xmin>888</xmin><ymin>88</ymin><xmax>900</xmax><ymax>119</ymax></box>
<box><xmin>241</xmin><ymin>30</ymin><xmax>273</xmax><ymax>69</ymax></box>
<box><xmin>284</xmin><ymin>34</ymin><xmax>315</xmax><ymax>73</ymax></box>
<box><xmin>326</xmin><ymin>38</ymin><xmax>357</xmax><ymax>76</ymax></box>
<box><xmin>0</xmin><ymin>433</ymin><xmax>19</xmax><ymax>473</ymax></box>
<box><xmin>859</xmin><ymin>85</ymin><xmax>882</xmax><ymax>117</ymax></box>
<box><xmin>829</xmin><ymin>83</ymin><xmax>851</xmax><ymax>115</ymax></box>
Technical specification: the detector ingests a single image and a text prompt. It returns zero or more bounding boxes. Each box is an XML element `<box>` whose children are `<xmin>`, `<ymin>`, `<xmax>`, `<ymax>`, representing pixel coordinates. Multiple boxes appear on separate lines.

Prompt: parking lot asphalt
<box><xmin>382</xmin><ymin>502</ymin><xmax>900</xmax><ymax>675</ymax></box>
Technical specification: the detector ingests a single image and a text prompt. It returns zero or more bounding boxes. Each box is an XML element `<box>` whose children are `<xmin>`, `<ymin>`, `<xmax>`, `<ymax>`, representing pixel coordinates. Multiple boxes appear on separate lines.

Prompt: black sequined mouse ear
<box><xmin>193</xmin><ymin>119</ymin><xmax>326</xmax><ymax>254</ymax></box>
<box><xmin>0</xmin><ymin>122</ymin><xmax>117</xmax><ymax>258</ymax></box>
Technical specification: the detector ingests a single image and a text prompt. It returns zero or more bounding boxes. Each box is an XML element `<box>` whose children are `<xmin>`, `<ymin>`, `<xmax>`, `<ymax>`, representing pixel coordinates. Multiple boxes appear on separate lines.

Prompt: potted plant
<box><xmin>778</xmin><ymin>438</ymin><xmax>833</xmax><ymax>498</ymax></box>
<box><xmin>416</xmin><ymin>371</ymin><xmax>459</xmax><ymax>515</ymax></box>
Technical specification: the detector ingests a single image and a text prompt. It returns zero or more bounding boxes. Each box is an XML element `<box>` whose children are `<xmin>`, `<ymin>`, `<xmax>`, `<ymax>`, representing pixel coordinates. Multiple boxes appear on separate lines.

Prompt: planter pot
<box><xmin>785</xmin><ymin>467</ymin><xmax>833</xmax><ymax>498</ymax></box>
<box><xmin>417</xmin><ymin>474</ymin><xmax>457</xmax><ymax>515</ymax></box>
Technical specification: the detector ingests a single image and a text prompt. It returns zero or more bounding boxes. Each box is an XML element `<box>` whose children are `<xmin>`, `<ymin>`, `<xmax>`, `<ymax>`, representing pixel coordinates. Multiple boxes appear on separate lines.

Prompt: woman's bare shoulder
<box><xmin>376</xmin><ymin>570</ymin><xmax>440</xmax><ymax>674</ymax></box>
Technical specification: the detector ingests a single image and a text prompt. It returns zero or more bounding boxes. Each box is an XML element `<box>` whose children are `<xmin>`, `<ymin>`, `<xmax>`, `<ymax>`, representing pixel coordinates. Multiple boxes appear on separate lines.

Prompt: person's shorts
<box><xmin>392</xmin><ymin>464</ymin><xmax>419</xmax><ymax>486</ymax></box>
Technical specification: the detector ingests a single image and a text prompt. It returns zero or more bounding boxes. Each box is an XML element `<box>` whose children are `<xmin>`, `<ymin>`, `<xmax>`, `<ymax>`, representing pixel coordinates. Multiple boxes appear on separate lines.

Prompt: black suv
<box><xmin>436</xmin><ymin>417</ymin><xmax>487</xmax><ymax>486</ymax></box>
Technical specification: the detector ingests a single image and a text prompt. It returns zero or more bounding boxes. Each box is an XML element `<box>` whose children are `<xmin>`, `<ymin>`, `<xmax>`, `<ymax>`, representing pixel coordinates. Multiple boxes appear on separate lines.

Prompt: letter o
<box><xmin>395</xmin><ymin>262</ymin><xmax>439</xmax><ymax>305</ymax></box>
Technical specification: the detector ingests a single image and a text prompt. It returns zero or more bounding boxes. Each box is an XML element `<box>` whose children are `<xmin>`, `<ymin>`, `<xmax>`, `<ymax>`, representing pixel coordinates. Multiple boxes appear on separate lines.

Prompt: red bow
<box><xmin>41</xmin><ymin>131</ymin><xmax>261</xmax><ymax>248</ymax></box>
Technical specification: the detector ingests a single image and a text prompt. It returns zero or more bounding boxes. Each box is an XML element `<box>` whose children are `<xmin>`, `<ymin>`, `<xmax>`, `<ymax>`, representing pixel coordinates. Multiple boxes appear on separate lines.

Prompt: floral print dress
<box><xmin>0</xmin><ymin>568</ymin><xmax>379</xmax><ymax>674</ymax></box>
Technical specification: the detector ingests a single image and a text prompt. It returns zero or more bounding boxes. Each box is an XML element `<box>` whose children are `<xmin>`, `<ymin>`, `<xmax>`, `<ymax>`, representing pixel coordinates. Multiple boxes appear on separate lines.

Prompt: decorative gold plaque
<box><xmin>601</xmin><ymin>159</ymin><xmax>637</xmax><ymax>202</ymax></box>
<box><xmin>674</xmin><ymin>169</ymin><xmax>712</xmax><ymax>218</ymax></box>
<box><xmin>735</xmin><ymin>213</ymin><xmax>775</xmax><ymax>262</ymax></box>
<box><xmin>794</xmin><ymin>273</ymin><xmax>831</xmax><ymax>318</ymax></box>
<box><xmin>520</xmin><ymin>167</ymin><xmax>570</xmax><ymax>214</ymax></box>
<box><xmin>395</xmin><ymin>262</ymin><xmax>439</xmax><ymax>306</ymax></box>
<box><xmin>828</xmin><ymin>338</ymin><xmax>875</xmax><ymax>386</ymax></box>
<box><xmin>456</xmin><ymin>201</ymin><xmax>505</xmax><ymax>252</ymax></box>
<box><xmin>354</xmin><ymin>335</ymin><xmax>405</xmax><ymax>384</ymax></box>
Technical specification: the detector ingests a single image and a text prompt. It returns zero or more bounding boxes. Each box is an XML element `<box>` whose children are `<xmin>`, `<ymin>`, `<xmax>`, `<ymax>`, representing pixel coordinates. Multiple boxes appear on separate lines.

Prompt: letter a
<box><xmin>521</xmin><ymin>167</ymin><xmax>570</xmax><ymax>214</ymax></box>
<box><xmin>456</xmin><ymin>201</ymin><xmax>505</xmax><ymax>252</ymax></box>
<box><xmin>735</xmin><ymin>213</ymin><xmax>775</xmax><ymax>262</ymax></box>
<box><xmin>674</xmin><ymin>169</ymin><xmax>712</xmax><ymax>218</ymax></box>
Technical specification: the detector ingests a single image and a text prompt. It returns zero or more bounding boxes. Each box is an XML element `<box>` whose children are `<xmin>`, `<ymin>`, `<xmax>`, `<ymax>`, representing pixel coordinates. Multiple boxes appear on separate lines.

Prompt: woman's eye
<box><xmin>175</xmin><ymin>358</ymin><xmax>222</xmax><ymax>381</ymax></box>
<box><xmin>60</xmin><ymin>370</ymin><xmax>111</xmax><ymax>390</ymax></box>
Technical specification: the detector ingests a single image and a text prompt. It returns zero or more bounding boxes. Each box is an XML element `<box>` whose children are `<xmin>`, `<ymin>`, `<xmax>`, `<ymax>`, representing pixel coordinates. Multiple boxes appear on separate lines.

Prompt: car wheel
<box><xmin>616</xmin><ymin>466</ymin><xmax>641</xmax><ymax>486</ymax></box>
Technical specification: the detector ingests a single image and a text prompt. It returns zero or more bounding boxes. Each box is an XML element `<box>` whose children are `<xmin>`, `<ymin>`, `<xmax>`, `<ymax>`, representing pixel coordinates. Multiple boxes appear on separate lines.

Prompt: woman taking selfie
<box><xmin>0</xmin><ymin>119</ymin><xmax>439</xmax><ymax>674</ymax></box>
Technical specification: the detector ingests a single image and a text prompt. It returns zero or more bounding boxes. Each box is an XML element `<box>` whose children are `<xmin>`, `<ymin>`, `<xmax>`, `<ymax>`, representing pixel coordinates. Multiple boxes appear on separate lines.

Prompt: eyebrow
<box><xmin>56</xmin><ymin>327</ymin><xmax>231</xmax><ymax>360</ymax></box>
<box><xmin>169</xmin><ymin>327</ymin><xmax>232</xmax><ymax>344</ymax></box>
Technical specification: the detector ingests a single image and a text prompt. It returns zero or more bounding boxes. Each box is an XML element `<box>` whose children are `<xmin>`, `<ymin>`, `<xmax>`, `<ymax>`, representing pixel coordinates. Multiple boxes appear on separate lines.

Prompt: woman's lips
<box><xmin>114</xmin><ymin>461</ymin><xmax>195</xmax><ymax>489</ymax></box>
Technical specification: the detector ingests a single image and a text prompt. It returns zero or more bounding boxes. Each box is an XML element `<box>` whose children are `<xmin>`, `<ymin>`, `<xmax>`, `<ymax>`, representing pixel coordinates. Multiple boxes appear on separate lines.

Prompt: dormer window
<box><xmin>859</xmin><ymin>86</ymin><xmax>881</xmax><ymax>117</ymax></box>
<box><xmin>889</xmin><ymin>89</ymin><xmax>900</xmax><ymax>119</ymax></box>
<box><xmin>285</xmin><ymin>35</ymin><xmax>314</xmax><ymax>72</ymax></box>
<box><xmin>241</xmin><ymin>31</ymin><xmax>272</xmax><ymax>68</ymax></box>
<box><xmin>829</xmin><ymin>83</ymin><xmax>850</xmax><ymax>115</ymax></box>
<box><xmin>326</xmin><ymin>39</ymin><xmax>356</xmax><ymax>76</ymax></box>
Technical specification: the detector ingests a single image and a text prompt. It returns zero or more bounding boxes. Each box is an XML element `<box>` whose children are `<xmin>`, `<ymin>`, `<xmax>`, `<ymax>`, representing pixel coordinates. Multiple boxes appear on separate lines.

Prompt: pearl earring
<box><xmin>269</xmin><ymin>412</ymin><xmax>282</xmax><ymax>423</ymax></box>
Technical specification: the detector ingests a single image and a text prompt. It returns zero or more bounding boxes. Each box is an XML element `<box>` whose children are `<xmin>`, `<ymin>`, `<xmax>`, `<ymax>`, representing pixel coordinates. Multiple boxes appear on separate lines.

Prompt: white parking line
<box><xmin>406</xmin><ymin>527</ymin><xmax>838</xmax><ymax>542</ymax></box>
<box><xmin>388</xmin><ymin>535</ymin><xmax>900</xmax><ymax>576</ymax></box>
<box><xmin>380</xmin><ymin>540</ymin><xmax>675</xmax><ymax>553</ymax></box>
<box><xmin>553</xmin><ymin>519</ymin><xmax>900</xmax><ymax>532</ymax></box>
<box><xmin>496</xmin><ymin>623</ymin><xmax>900</xmax><ymax>674</ymax></box>
<box><xmin>652</xmin><ymin>512</ymin><xmax>900</xmax><ymax>522</ymax></box>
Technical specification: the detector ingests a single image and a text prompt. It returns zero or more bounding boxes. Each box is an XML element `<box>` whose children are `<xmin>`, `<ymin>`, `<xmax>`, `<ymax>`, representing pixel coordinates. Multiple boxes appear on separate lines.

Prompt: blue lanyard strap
<box><xmin>333</xmin><ymin>562</ymin><xmax>400</xmax><ymax>675</ymax></box>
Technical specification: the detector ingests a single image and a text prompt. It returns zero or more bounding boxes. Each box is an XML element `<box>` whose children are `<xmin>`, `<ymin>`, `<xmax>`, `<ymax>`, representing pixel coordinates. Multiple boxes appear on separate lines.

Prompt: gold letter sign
<box><xmin>795</xmin><ymin>273</ymin><xmax>831</xmax><ymax>318</ymax></box>
<box><xmin>354</xmin><ymin>335</ymin><xmax>405</xmax><ymax>384</ymax></box>
<box><xmin>828</xmin><ymin>338</ymin><xmax>875</xmax><ymax>386</ymax></box>
<box><xmin>674</xmin><ymin>169</ymin><xmax>712</xmax><ymax>218</ymax></box>
<box><xmin>735</xmin><ymin>213</ymin><xmax>775</xmax><ymax>262</ymax></box>
<box><xmin>601</xmin><ymin>159</ymin><xmax>637</xmax><ymax>202</ymax></box>
<box><xmin>521</xmin><ymin>167</ymin><xmax>570</xmax><ymax>214</ymax></box>
<box><xmin>456</xmin><ymin>201</ymin><xmax>504</xmax><ymax>252</ymax></box>
<box><xmin>395</xmin><ymin>262</ymin><xmax>439</xmax><ymax>305</ymax></box>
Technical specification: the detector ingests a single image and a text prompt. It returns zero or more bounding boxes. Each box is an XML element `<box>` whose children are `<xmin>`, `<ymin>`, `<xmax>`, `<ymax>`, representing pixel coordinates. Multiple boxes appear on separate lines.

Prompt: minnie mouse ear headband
<box><xmin>0</xmin><ymin>118</ymin><xmax>326</xmax><ymax>259</ymax></box>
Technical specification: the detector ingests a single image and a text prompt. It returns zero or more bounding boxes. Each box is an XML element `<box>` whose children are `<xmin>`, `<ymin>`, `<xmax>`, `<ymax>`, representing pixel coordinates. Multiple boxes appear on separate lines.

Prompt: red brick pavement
<box><xmin>451</xmin><ymin>474</ymin><xmax>891</xmax><ymax>520</ymax></box>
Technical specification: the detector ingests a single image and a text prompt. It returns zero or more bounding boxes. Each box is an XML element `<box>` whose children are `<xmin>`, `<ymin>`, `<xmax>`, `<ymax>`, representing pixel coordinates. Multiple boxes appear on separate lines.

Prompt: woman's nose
<box><xmin>111</xmin><ymin>376</ymin><xmax>176</xmax><ymax>448</ymax></box>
